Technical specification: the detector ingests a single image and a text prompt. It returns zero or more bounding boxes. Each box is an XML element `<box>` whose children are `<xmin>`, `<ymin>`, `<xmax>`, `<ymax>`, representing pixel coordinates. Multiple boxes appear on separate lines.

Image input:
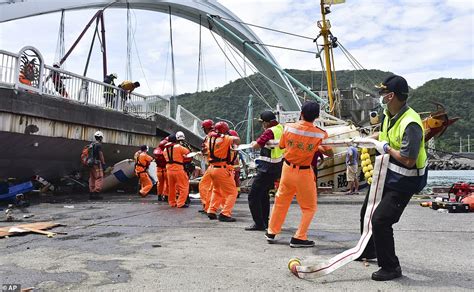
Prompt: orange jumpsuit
<box><xmin>155</xmin><ymin>149</ymin><xmax>168</xmax><ymax>198</ymax></box>
<box><xmin>198</xmin><ymin>131</ymin><xmax>220</xmax><ymax>210</ymax></box>
<box><xmin>164</xmin><ymin>143</ymin><xmax>190</xmax><ymax>207</ymax></box>
<box><xmin>206</xmin><ymin>134</ymin><xmax>238</xmax><ymax>217</ymax></box>
<box><xmin>268</xmin><ymin>120</ymin><xmax>330</xmax><ymax>240</ymax></box>
<box><xmin>135</xmin><ymin>151</ymin><xmax>154</xmax><ymax>197</ymax></box>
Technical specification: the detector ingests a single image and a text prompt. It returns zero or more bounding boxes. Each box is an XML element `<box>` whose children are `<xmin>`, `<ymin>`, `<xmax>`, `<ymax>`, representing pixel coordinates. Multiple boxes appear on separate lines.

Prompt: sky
<box><xmin>0</xmin><ymin>0</ymin><xmax>473</xmax><ymax>97</ymax></box>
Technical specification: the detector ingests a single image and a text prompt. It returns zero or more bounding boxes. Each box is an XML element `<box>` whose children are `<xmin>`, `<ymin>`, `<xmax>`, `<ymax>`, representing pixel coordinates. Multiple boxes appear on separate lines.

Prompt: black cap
<box><xmin>140</xmin><ymin>145</ymin><xmax>148</xmax><ymax>151</ymax></box>
<box><xmin>259</xmin><ymin>110</ymin><xmax>276</xmax><ymax>122</ymax></box>
<box><xmin>376</xmin><ymin>75</ymin><xmax>409</xmax><ymax>98</ymax></box>
<box><xmin>301</xmin><ymin>101</ymin><xmax>320</xmax><ymax>121</ymax></box>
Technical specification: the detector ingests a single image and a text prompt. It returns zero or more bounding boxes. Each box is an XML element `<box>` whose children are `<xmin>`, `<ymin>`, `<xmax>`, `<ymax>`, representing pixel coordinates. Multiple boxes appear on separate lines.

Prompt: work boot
<box><xmin>178</xmin><ymin>204</ymin><xmax>189</xmax><ymax>208</ymax></box>
<box><xmin>265</xmin><ymin>232</ymin><xmax>276</xmax><ymax>243</ymax></box>
<box><xmin>371</xmin><ymin>266</ymin><xmax>402</xmax><ymax>281</ymax></box>
<box><xmin>163</xmin><ymin>196</ymin><xmax>168</xmax><ymax>202</ymax></box>
<box><xmin>185</xmin><ymin>195</ymin><xmax>191</xmax><ymax>206</ymax></box>
<box><xmin>245</xmin><ymin>224</ymin><xmax>266</xmax><ymax>231</ymax></box>
<box><xmin>218</xmin><ymin>214</ymin><xmax>236</xmax><ymax>222</ymax></box>
<box><xmin>290</xmin><ymin>237</ymin><xmax>315</xmax><ymax>248</ymax></box>
<box><xmin>157</xmin><ymin>195</ymin><xmax>163</xmax><ymax>201</ymax></box>
<box><xmin>208</xmin><ymin>213</ymin><xmax>217</xmax><ymax>220</ymax></box>
<box><xmin>198</xmin><ymin>209</ymin><xmax>207</xmax><ymax>214</ymax></box>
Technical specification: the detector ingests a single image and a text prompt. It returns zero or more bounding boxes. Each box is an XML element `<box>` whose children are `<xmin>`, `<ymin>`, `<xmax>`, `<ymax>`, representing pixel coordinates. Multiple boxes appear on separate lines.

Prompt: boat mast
<box><xmin>318</xmin><ymin>0</ymin><xmax>342</xmax><ymax>117</ymax></box>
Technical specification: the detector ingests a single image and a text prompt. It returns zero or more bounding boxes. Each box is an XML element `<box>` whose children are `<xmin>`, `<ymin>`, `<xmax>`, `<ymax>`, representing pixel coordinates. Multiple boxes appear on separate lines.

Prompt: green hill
<box><xmin>175</xmin><ymin>70</ymin><xmax>473</xmax><ymax>153</ymax></box>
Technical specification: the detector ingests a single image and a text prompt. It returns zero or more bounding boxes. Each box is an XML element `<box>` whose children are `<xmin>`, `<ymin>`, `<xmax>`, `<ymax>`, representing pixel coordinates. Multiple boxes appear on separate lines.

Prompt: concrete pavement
<box><xmin>1</xmin><ymin>192</ymin><xmax>472</xmax><ymax>291</ymax></box>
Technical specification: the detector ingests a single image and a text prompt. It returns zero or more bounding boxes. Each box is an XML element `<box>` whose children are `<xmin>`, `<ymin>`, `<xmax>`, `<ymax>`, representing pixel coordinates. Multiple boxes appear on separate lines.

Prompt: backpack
<box><xmin>81</xmin><ymin>143</ymin><xmax>96</xmax><ymax>167</ymax></box>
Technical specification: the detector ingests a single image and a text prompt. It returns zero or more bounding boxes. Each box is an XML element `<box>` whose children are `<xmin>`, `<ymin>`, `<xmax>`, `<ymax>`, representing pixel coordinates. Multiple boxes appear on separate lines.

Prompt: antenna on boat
<box><xmin>317</xmin><ymin>0</ymin><xmax>345</xmax><ymax>118</ymax></box>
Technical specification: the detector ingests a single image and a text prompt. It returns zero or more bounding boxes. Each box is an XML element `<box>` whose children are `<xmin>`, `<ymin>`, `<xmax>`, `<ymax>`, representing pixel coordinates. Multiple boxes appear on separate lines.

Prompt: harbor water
<box><xmin>427</xmin><ymin>170</ymin><xmax>474</xmax><ymax>188</ymax></box>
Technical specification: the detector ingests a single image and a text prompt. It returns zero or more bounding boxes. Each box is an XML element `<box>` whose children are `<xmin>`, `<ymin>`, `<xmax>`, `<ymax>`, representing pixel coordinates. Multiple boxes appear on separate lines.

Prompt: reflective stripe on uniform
<box><xmin>265</xmin><ymin>139</ymin><xmax>280</xmax><ymax>148</ymax></box>
<box><xmin>388</xmin><ymin>162</ymin><xmax>426</xmax><ymax>177</ymax></box>
<box><xmin>285</xmin><ymin>126</ymin><xmax>326</xmax><ymax>138</ymax></box>
<box><xmin>257</xmin><ymin>156</ymin><xmax>283</xmax><ymax>163</ymax></box>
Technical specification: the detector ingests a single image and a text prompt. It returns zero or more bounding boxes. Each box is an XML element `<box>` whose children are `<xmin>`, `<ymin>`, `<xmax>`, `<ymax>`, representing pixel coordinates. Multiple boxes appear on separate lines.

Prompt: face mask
<box><xmin>379</xmin><ymin>93</ymin><xmax>391</xmax><ymax>110</ymax></box>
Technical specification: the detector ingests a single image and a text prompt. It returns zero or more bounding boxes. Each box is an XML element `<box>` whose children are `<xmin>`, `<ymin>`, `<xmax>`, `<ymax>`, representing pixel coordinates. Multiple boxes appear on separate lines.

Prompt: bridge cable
<box><xmin>126</xmin><ymin>2</ymin><xmax>133</xmax><ymax>80</ymax></box>
<box><xmin>209</xmin><ymin>29</ymin><xmax>272</xmax><ymax>109</ymax></box>
<box><xmin>130</xmin><ymin>8</ymin><xmax>152</xmax><ymax>94</ymax></box>
<box><xmin>169</xmin><ymin>6</ymin><xmax>177</xmax><ymax>113</ymax></box>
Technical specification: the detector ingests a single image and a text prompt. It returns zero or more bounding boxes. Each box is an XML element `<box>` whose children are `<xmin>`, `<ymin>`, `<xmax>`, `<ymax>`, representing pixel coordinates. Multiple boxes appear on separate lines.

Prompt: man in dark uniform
<box><xmin>245</xmin><ymin>111</ymin><xmax>284</xmax><ymax>231</ymax></box>
<box><xmin>357</xmin><ymin>75</ymin><xmax>428</xmax><ymax>281</ymax></box>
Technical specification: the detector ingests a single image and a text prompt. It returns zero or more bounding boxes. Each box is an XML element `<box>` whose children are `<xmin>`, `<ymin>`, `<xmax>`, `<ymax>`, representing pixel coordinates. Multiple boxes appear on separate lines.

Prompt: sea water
<box><xmin>427</xmin><ymin>170</ymin><xmax>474</xmax><ymax>187</ymax></box>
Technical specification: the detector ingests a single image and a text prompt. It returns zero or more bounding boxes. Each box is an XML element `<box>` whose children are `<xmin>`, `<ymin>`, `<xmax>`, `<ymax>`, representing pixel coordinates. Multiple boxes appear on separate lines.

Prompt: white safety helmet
<box><xmin>176</xmin><ymin>131</ymin><xmax>185</xmax><ymax>141</ymax></box>
<box><xmin>94</xmin><ymin>131</ymin><xmax>104</xmax><ymax>139</ymax></box>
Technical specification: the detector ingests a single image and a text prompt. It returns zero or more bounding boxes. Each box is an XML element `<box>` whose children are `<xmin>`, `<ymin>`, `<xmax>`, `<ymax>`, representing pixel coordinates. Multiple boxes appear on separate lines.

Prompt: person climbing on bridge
<box><xmin>245</xmin><ymin>110</ymin><xmax>284</xmax><ymax>231</ymax></box>
<box><xmin>198</xmin><ymin>119</ymin><xmax>216</xmax><ymax>214</ymax></box>
<box><xmin>266</xmin><ymin>101</ymin><xmax>332</xmax><ymax>247</ymax></box>
<box><xmin>154</xmin><ymin>138</ymin><xmax>169</xmax><ymax>202</ymax></box>
<box><xmin>49</xmin><ymin>63</ymin><xmax>70</xmax><ymax>98</ymax></box>
<box><xmin>118</xmin><ymin>80</ymin><xmax>140</xmax><ymax>111</ymax></box>
<box><xmin>163</xmin><ymin>134</ymin><xmax>191</xmax><ymax>208</ymax></box>
<box><xmin>134</xmin><ymin>145</ymin><xmax>154</xmax><ymax>197</ymax></box>
<box><xmin>89</xmin><ymin>131</ymin><xmax>106</xmax><ymax>200</ymax></box>
<box><xmin>205</xmin><ymin>121</ymin><xmax>240</xmax><ymax>222</ymax></box>
<box><xmin>103</xmin><ymin>73</ymin><xmax>117</xmax><ymax>108</ymax></box>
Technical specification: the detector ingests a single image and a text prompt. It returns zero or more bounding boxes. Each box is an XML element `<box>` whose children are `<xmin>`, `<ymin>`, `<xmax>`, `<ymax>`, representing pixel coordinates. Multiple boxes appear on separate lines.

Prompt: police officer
<box><xmin>357</xmin><ymin>75</ymin><xmax>428</xmax><ymax>281</ymax></box>
<box><xmin>245</xmin><ymin>111</ymin><xmax>284</xmax><ymax>231</ymax></box>
<box><xmin>265</xmin><ymin>101</ymin><xmax>331</xmax><ymax>247</ymax></box>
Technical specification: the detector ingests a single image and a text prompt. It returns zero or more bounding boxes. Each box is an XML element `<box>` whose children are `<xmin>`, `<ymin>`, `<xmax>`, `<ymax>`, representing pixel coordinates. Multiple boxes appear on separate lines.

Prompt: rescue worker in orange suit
<box><xmin>153</xmin><ymin>139</ymin><xmax>169</xmax><ymax>202</ymax></box>
<box><xmin>266</xmin><ymin>101</ymin><xmax>332</xmax><ymax>247</ymax></box>
<box><xmin>176</xmin><ymin>131</ymin><xmax>193</xmax><ymax>206</ymax></box>
<box><xmin>164</xmin><ymin>134</ymin><xmax>191</xmax><ymax>208</ymax></box>
<box><xmin>245</xmin><ymin>111</ymin><xmax>284</xmax><ymax>231</ymax></box>
<box><xmin>206</xmin><ymin>122</ymin><xmax>241</xmax><ymax>222</ymax></box>
<box><xmin>198</xmin><ymin>119</ymin><xmax>216</xmax><ymax>214</ymax></box>
<box><xmin>134</xmin><ymin>145</ymin><xmax>154</xmax><ymax>197</ymax></box>
<box><xmin>89</xmin><ymin>131</ymin><xmax>106</xmax><ymax>200</ymax></box>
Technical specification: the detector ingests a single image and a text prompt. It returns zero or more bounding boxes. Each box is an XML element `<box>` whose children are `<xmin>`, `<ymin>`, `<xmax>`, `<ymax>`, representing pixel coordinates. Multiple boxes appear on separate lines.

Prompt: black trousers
<box><xmin>359</xmin><ymin>188</ymin><xmax>412</xmax><ymax>270</ymax></box>
<box><xmin>248</xmin><ymin>170</ymin><xmax>279</xmax><ymax>228</ymax></box>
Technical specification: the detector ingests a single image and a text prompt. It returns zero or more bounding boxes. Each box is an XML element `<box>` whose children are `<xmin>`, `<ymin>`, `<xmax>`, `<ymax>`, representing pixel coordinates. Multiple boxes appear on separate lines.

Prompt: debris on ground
<box><xmin>0</xmin><ymin>221</ymin><xmax>64</xmax><ymax>238</ymax></box>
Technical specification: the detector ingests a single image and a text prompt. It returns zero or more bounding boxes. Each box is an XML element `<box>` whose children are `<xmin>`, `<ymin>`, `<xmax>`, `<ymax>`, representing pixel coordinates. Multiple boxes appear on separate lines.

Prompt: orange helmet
<box><xmin>201</xmin><ymin>119</ymin><xmax>214</xmax><ymax>129</ymax></box>
<box><xmin>215</xmin><ymin>121</ymin><xmax>230</xmax><ymax>134</ymax></box>
<box><xmin>228</xmin><ymin>130</ymin><xmax>239</xmax><ymax>137</ymax></box>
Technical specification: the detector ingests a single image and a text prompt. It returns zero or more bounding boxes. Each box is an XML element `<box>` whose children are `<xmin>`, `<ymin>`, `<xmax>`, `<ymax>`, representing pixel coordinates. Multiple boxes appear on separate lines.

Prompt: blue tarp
<box><xmin>0</xmin><ymin>181</ymin><xmax>34</xmax><ymax>200</ymax></box>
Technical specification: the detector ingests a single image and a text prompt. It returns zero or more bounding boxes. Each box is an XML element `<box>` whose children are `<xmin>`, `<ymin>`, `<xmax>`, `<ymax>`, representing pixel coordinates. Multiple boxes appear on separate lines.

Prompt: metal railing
<box><xmin>0</xmin><ymin>48</ymin><xmax>204</xmax><ymax>138</ymax></box>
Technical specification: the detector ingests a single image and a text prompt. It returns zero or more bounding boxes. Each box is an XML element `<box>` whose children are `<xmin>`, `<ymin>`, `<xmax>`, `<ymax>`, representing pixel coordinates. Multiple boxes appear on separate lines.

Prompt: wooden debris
<box><xmin>0</xmin><ymin>221</ymin><xmax>63</xmax><ymax>238</ymax></box>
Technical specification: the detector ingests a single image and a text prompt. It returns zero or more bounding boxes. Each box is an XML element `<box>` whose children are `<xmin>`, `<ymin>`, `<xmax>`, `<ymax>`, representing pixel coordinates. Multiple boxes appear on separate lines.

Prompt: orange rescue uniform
<box><xmin>154</xmin><ymin>148</ymin><xmax>169</xmax><ymax>198</ymax></box>
<box><xmin>135</xmin><ymin>151</ymin><xmax>154</xmax><ymax>197</ymax></box>
<box><xmin>206</xmin><ymin>134</ymin><xmax>238</xmax><ymax>217</ymax></box>
<box><xmin>164</xmin><ymin>143</ymin><xmax>191</xmax><ymax>207</ymax></box>
<box><xmin>268</xmin><ymin>120</ymin><xmax>330</xmax><ymax>240</ymax></box>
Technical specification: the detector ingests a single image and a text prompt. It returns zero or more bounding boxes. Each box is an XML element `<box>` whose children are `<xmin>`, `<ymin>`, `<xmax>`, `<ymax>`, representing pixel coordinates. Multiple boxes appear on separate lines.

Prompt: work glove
<box><xmin>373</xmin><ymin>140</ymin><xmax>390</xmax><ymax>154</ymax></box>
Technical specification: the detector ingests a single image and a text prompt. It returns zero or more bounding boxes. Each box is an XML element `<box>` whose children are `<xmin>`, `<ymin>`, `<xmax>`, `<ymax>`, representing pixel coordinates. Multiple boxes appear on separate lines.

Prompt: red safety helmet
<box><xmin>158</xmin><ymin>139</ymin><xmax>168</xmax><ymax>150</ymax></box>
<box><xmin>228</xmin><ymin>130</ymin><xmax>239</xmax><ymax>137</ymax></box>
<box><xmin>214</xmin><ymin>121</ymin><xmax>230</xmax><ymax>134</ymax></box>
<box><xmin>201</xmin><ymin>119</ymin><xmax>214</xmax><ymax>129</ymax></box>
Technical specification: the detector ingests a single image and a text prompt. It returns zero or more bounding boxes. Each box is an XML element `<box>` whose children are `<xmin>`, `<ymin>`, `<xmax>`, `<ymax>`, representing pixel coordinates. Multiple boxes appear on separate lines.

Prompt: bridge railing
<box><xmin>176</xmin><ymin>105</ymin><xmax>206</xmax><ymax>137</ymax></box>
<box><xmin>0</xmin><ymin>48</ymin><xmax>205</xmax><ymax>138</ymax></box>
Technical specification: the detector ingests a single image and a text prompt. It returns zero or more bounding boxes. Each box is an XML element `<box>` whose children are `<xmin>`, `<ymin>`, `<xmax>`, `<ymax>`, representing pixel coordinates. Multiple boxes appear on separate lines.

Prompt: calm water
<box><xmin>427</xmin><ymin>170</ymin><xmax>474</xmax><ymax>187</ymax></box>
